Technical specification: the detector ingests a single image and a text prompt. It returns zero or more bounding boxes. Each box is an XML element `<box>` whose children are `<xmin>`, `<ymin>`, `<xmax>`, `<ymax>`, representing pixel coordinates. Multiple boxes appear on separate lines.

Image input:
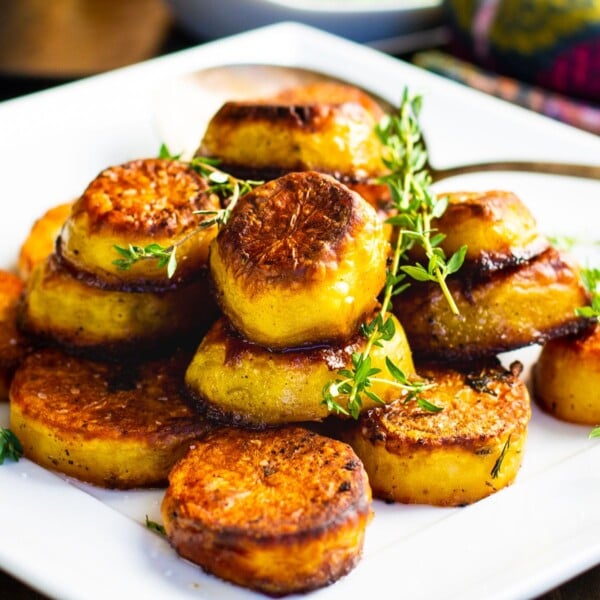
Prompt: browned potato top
<box><xmin>358</xmin><ymin>363</ymin><xmax>530</xmax><ymax>452</ymax></box>
<box><xmin>215</xmin><ymin>171</ymin><xmax>373</xmax><ymax>290</ymax></box>
<box><xmin>69</xmin><ymin>158</ymin><xmax>217</xmax><ymax>237</ymax></box>
<box><xmin>10</xmin><ymin>348</ymin><xmax>210</xmax><ymax>443</ymax></box>
<box><xmin>166</xmin><ymin>426</ymin><xmax>370</xmax><ymax>536</ymax></box>
<box><xmin>269</xmin><ymin>81</ymin><xmax>385</xmax><ymax>119</ymax></box>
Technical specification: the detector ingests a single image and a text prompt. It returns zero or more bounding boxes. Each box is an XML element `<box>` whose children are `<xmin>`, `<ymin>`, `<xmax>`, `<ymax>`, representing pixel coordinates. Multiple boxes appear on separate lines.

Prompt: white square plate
<box><xmin>1</xmin><ymin>22</ymin><xmax>600</xmax><ymax>600</ymax></box>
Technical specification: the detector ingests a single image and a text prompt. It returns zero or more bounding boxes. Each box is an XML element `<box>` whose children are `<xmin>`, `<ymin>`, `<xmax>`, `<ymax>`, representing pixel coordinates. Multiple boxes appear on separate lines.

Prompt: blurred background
<box><xmin>0</xmin><ymin>0</ymin><xmax>599</xmax><ymax>598</ymax></box>
<box><xmin>0</xmin><ymin>0</ymin><xmax>598</xmax><ymax>133</ymax></box>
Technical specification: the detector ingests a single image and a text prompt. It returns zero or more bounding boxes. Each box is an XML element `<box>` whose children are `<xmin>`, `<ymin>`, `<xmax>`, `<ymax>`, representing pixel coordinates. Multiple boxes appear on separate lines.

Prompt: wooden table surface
<box><xmin>0</xmin><ymin>1</ymin><xmax>598</xmax><ymax>598</ymax></box>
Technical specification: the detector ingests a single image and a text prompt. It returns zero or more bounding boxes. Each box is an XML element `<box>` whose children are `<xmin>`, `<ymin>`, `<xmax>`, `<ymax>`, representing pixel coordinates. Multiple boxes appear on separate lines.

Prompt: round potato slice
<box><xmin>19</xmin><ymin>255</ymin><xmax>218</xmax><ymax>358</ymax></box>
<box><xmin>534</xmin><ymin>324</ymin><xmax>600</xmax><ymax>424</ymax></box>
<box><xmin>162</xmin><ymin>426</ymin><xmax>372</xmax><ymax>596</ymax></box>
<box><xmin>9</xmin><ymin>348</ymin><xmax>213</xmax><ymax>488</ymax></box>
<box><xmin>394</xmin><ymin>248</ymin><xmax>591</xmax><ymax>362</ymax></box>
<box><xmin>18</xmin><ymin>201</ymin><xmax>72</xmax><ymax>280</ymax></box>
<box><xmin>198</xmin><ymin>93</ymin><xmax>385</xmax><ymax>182</ymax></box>
<box><xmin>422</xmin><ymin>190</ymin><xmax>549</xmax><ymax>274</ymax></box>
<box><xmin>59</xmin><ymin>158</ymin><xmax>220</xmax><ymax>288</ymax></box>
<box><xmin>0</xmin><ymin>271</ymin><xmax>28</xmax><ymax>401</ymax></box>
<box><xmin>210</xmin><ymin>171</ymin><xmax>388</xmax><ymax>349</ymax></box>
<box><xmin>341</xmin><ymin>362</ymin><xmax>531</xmax><ymax>506</ymax></box>
<box><xmin>185</xmin><ymin>313</ymin><xmax>414</xmax><ymax>426</ymax></box>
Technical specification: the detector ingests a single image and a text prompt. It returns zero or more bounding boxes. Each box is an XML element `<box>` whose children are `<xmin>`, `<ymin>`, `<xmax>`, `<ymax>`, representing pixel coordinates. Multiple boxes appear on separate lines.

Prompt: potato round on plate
<box><xmin>210</xmin><ymin>171</ymin><xmax>388</xmax><ymax>349</ymax></box>
<box><xmin>9</xmin><ymin>348</ymin><xmax>213</xmax><ymax>488</ymax></box>
<box><xmin>162</xmin><ymin>426</ymin><xmax>372</xmax><ymax>596</ymax></box>
<box><xmin>58</xmin><ymin>158</ymin><xmax>220</xmax><ymax>288</ymax></box>
<box><xmin>18</xmin><ymin>201</ymin><xmax>72</xmax><ymax>280</ymax></box>
<box><xmin>420</xmin><ymin>190</ymin><xmax>549</xmax><ymax>274</ymax></box>
<box><xmin>198</xmin><ymin>91</ymin><xmax>385</xmax><ymax>182</ymax></box>
<box><xmin>394</xmin><ymin>248</ymin><xmax>591</xmax><ymax>362</ymax></box>
<box><xmin>185</xmin><ymin>313</ymin><xmax>414</xmax><ymax>426</ymax></box>
<box><xmin>0</xmin><ymin>271</ymin><xmax>28</xmax><ymax>401</ymax></box>
<box><xmin>534</xmin><ymin>324</ymin><xmax>600</xmax><ymax>424</ymax></box>
<box><xmin>19</xmin><ymin>255</ymin><xmax>217</xmax><ymax>358</ymax></box>
<box><xmin>341</xmin><ymin>362</ymin><xmax>530</xmax><ymax>506</ymax></box>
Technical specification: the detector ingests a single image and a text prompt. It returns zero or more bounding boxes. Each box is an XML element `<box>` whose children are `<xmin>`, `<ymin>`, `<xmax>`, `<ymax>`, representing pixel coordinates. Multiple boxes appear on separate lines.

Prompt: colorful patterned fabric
<box><xmin>445</xmin><ymin>0</ymin><xmax>600</xmax><ymax>102</ymax></box>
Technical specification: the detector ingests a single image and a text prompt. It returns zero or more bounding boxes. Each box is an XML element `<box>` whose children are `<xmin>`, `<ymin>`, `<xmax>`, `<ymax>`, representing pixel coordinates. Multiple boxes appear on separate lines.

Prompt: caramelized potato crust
<box><xmin>394</xmin><ymin>248</ymin><xmax>591</xmax><ymax>361</ymax></box>
<box><xmin>19</xmin><ymin>255</ymin><xmax>218</xmax><ymax>358</ymax></box>
<box><xmin>162</xmin><ymin>426</ymin><xmax>372</xmax><ymax>596</ymax></box>
<box><xmin>0</xmin><ymin>271</ymin><xmax>28</xmax><ymax>401</ymax></box>
<box><xmin>211</xmin><ymin>171</ymin><xmax>388</xmax><ymax>349</ymax></box>
<box><xmin>9</xmin><ymin>349</ymin><xmax>213</xmax><ymax>488</ymax></box>
<box><xmin>18</xmin><ymin>202</ymin><xmax>72</xmax><ymax>280</ymax></box>
<box><xmin>59</xmin><ymin>159</ymin><xmax>220</xmax><ymax>288</ymax></box>
<box><xmin>342</xmin><ymin>363</ymin><xmax>530</xmax><ymax>506</ymax></box>
<box><xmin>534</xmin><ymin>324</ymin><xmax>600</xmax><ymax>424</ymax></box>
<box><xmin>185</xmin><ymin>313</ymin><xmax>414</xmax><ymax>426</ymax></box>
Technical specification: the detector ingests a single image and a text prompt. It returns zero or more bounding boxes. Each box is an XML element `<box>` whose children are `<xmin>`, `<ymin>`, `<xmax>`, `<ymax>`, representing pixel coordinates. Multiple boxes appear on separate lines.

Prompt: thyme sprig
<box><xmin>491</xmin><ymin>435</ymin><xmax>511</xmax><ymax>479</ymax></box>
<box><xmin>0</xmin><ymin>427</ymin><xmax>23</xmax><ymax>465</ymax></box>
<box><xmin>112</xmin><ymin>145</ymin><xmax>262</xmax><ymax>278</ymax></box>
<box><xmin>576</xmin><ymin>267</ymin><xmax>600</xmax><ymax>319</ymax></box>
<box><xmin>323</xmin><ymin>88</ymin><xmax>463</xmax><ymax>418</ymax></box>
<box><xmin>145</xmin><ymin>515</ymin><xmax>166</xmax><ymax>536</ymax></box>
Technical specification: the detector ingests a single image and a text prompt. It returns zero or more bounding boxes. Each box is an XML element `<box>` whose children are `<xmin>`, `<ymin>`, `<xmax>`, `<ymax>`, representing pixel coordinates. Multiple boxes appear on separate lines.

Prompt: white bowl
<box><xmin>164</xmin><ymin>0</ymin><xmax>444</xmax><ymax>44</ymax></box>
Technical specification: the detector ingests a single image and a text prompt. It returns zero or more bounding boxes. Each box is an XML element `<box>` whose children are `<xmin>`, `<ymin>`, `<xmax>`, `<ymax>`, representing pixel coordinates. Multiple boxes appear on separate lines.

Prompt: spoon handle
<box><xmin>430</xmin><ymin>160</ymin><xmax>600</xmax><ymax>182</ymax></box>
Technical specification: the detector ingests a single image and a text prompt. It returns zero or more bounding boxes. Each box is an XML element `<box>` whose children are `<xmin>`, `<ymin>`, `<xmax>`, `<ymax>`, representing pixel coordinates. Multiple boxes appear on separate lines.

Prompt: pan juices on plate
<box><xmin>10</xmin><ymin>157</ymin><xmax>220</xmax><ymax>488</ymax></box>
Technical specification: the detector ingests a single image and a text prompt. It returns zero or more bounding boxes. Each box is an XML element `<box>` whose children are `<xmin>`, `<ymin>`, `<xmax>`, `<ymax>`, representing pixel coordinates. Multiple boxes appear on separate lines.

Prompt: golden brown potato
<box><xmin>9</xmin><ymin>348</ymin><xmax>213</xmax><ymax>488</ymax></box>
<box><xmin>18</xmin><ymin>201</ymin><xmax>72</xmax><ymax>280</ymax></box>
<box><xmin>0</xmin><ymin>271</ymin><xmax>28</xmax><ymax>401</ymax></box>
<box><xmin>162</xmin><ymin>426</ymin><xmax>372</xmax><ymax>596</ymax></box>
<box><xmin>185</xmin><ymin>313</ymin><xmax>414</xmax><ymax>426</ymax></box>
<box><xmin>341</xmin><ymin>362</ymin><xmax>530</xmax><ymax>506</ymax></box>
<box><xmin>534</xmin><ymin>324</ymin><xmax>600</xmax><ymax>424</ymax></box>
<box><xmin>19</xmin><ymin>255</ymin><xmax>218</xmax><ymax>358</ymax></box>
<box><xmin>58</xmin><ymin>158</ymin><xmax>220</xmax><ymax>288</ymax></box>
<box><xmin>419</xmin><ymin>190</ymin><xmax>549</xmax><ymax>273</ymax></box>
<box><xmin>198</xmin><ymin>97</ymin><xmax>385</xmax><ymax>182</ymax></box>
<box><xmin>210</xmin><ymin>171</ymin><xmax>388</xmax><ymax>349</ymax></box>
<box><xmin>394</xmin><ymin>248</ymin><xmax>591</xmax><ymax>361</ymax></box>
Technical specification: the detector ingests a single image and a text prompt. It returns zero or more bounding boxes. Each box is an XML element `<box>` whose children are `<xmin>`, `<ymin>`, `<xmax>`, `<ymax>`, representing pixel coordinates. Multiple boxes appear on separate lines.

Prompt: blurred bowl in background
<box><xmin>164</xmin><ymin>0</ymin><xmax>444</xmax><ymax>45</ymax></box>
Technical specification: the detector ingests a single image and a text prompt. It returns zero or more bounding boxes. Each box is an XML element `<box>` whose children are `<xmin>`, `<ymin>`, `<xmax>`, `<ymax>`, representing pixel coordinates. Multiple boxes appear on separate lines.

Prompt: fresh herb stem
<box><xmin>490</xmin><ymin>435</ymin><xmax>511</xmax><ymax>479</ymax></box>
<box><xmin>0</xmin><ymin>427</ymin><xmax>23</xmax><ymax>465</ymax></box>
<box><xmin>145</xmin><ymin>515</ymin><xmax>166</xmax><ymax>536</ymax></box>
<box><xmin>324</xmin><ymin>88</ymin><xmax>462</xmax><ymax>418</ymax></box>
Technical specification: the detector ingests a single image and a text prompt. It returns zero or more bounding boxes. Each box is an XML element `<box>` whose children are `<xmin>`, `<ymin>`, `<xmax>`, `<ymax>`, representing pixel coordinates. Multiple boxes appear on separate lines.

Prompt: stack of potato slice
<box><xmin>8</xmin><ymin>158</ymin><xmax>219</xmax><ymax>488</ymax></box>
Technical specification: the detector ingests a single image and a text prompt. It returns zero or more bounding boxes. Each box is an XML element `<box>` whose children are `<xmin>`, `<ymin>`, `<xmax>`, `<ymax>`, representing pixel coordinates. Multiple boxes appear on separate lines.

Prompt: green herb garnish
<box><xmin>323</xmin><ymin>88</ymin><xmax>460</xmax><ymax>418</ymax></box>
<box><xmin>145</xmin><ymin>515</ymin><xmax>166</xmax><ymax>536</ymax></box>
<box><xmin>0</xmin><ymin>427</ymin><xmax>24</xmax><ymax>465</ymax></box>
<box><xmin>576</xmin><ymin>267</ymin><xmax>600</xmax><ymax>319</ymax></box>
<box><xmin>491</xmin><ymin>435</ymin><xmax>511</xmax><ymax>479</ymax></box>
<box><xmin>590</xmin><ymin>427</ymin><xmax>600</xmax><ymax>439</ymax></box>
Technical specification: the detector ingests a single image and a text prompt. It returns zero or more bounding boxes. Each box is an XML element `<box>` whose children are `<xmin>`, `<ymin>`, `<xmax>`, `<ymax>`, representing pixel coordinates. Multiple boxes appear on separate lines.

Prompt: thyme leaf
<box><xmin>0</xmin><ymin>427</ymin><xmax>24</xmax><ymax>465</ymax></box>
<box><xmin>145</xmin><ymin>515</ymin><xmax>166</xmax><ymax>536</ymax></box>
<box><xmin>491</xmin><ymin>435</ymin><xmax>511</xmax><ymax>479</ymax></box>
<box><xmin>576</xmin><ymin>267</ymin><xmax>600</xmax><ymax>319</ymax></box>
